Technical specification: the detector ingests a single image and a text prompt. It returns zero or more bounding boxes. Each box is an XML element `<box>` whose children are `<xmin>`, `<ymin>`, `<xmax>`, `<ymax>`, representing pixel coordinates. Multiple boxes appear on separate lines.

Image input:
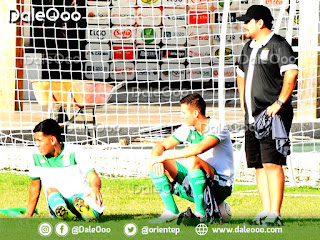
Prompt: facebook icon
<box><xmin>55</xmin><ymin>223</ymin><xmax>69</xmax><ymax>236</ymax></box>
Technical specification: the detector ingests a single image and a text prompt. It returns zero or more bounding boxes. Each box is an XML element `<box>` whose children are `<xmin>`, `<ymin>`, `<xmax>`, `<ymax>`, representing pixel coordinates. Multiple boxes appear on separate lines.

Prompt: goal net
<box><xmin>0</xmin><ymin>0</ymin><xmax>319</xmax><ymax>185</ymax></box>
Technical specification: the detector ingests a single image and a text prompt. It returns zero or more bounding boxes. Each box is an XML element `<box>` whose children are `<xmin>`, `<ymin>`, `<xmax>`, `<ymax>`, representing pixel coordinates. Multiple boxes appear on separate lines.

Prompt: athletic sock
<box><xmin>188</xmin><ymin>169</ymin><xmax>206</xmax><ymax>216</ymax></box>
<box><xmin>48</xmin><ymin>192</ymin><xmax>67</xmax><ymax>212</ymax></box>
<box><xmin>150</xmin><ymin>172</ymin><xmax>179</xmax><ymax>214</ymax></box>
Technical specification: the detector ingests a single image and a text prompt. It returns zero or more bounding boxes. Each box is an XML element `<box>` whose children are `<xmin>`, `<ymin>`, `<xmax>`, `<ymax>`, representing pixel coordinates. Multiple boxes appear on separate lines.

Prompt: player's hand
<box><xmin>152</xmin><ymin>162</ymin><xmax>164</xmax><ymax>176</ymax></box>
<box><xmin>150</xmin><ymin>155</ymin><xmax>166</xmax><ymax>166</ymax></box>
<box><xmin>267</xmin><ymin>101</ymin><xmax>282</xmax><ymax>118</ymax></box>
<box><xmin>87</xmin><ymin>187</ymin><xmax>103</xmax><ymax>206</ymax></box>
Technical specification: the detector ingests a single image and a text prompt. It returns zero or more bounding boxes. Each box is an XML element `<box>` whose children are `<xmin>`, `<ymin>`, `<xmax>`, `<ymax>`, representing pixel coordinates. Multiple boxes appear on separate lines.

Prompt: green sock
<box><xmin>189</xmin><ymin>169</ymin><xmax>206</xmax><ymax>215</ymax></box>
<box><xmin>150</xmin><ymin>172</ymin><xmax>179</xmax><ymax>214</ymax></box>
<box><xmin>48</xmin><ymin>192</ymin><xmax>67</xmax><ymax>212</ymax></box>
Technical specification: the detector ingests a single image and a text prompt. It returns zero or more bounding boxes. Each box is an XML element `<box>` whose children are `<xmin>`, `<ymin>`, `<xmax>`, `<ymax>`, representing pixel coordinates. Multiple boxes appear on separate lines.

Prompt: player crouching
<box><xmin>22</xmin><ymin>119</ymin><xmax>104</xmax><ymax>221</ymax></box>
<box><xmin>149</xmin><ymin>93</ymin><xmax>234</xmax><ymax>225</ymax></box>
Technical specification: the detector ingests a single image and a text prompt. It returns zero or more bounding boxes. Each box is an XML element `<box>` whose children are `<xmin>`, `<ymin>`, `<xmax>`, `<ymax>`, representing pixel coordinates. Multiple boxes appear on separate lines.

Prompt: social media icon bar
<box><xmin>124</xmin><ymin>223</ymin><xmax>138</xmax><ymax>237</ymax></box>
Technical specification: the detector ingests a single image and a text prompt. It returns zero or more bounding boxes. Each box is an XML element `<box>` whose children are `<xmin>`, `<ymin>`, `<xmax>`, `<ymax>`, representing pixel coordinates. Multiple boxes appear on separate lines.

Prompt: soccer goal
<box><xmin>0</xmin><ymin>0</ymin><xmax>319</xmax><ymax>185</ymax></box>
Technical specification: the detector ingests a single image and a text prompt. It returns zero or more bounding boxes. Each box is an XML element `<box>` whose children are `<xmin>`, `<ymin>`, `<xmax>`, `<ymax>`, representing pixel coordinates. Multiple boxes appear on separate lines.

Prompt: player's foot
<box><xmin>177</xmin><ymin>207</ymin><xmax>202</xmax><ymax>226</ymax></box>
<box><xmin>253</xmin><ymin>210</ymin><xmax>268</xmax><ymax>225</ymax></box>
<box><xmin>194</xmin><ymin>212</ymin><xmax>206</xmax><ymax>223</ymax></box>
<box><xmin>55</xmin><ymin>205</ymin><xmax>77</xmax><ymax>221</ymax></box>
<box><xmin>149</xmin><ymin>209</ymin><xmax>180</xmax><ymax>224</ymax></box>
<box><xmin>73</xmin><ymin>197</ymin><xmax>96</xmax><ymax>221</ymax></box>
<box><xmin>263</xmin><ymin>211</ymin><xmax>283</xmax><ymax>226</ymax></box>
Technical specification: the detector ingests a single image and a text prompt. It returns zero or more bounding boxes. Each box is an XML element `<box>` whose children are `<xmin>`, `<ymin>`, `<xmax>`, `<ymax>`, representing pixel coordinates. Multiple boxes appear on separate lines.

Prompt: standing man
<box><xmin>149</xmin><ymin>93</ymin><xmax>234</xmax><ymax>223</ymax></box>
<box><xmin>236</xmin><ymin>5</ymin><xmax>298</xmax><ymax>225</ymax></box>
<box><xmin>22</xmin><ymin>119</ymin><xmax>104</xmax><ymax>220</ymax></box>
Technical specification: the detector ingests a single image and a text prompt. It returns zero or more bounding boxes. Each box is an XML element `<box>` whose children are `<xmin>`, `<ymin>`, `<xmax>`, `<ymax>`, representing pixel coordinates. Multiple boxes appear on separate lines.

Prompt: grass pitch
<box><xmin>0</xmin><ymin>172</ymin><xmax>319</xmax><ymax>240</ymax></box>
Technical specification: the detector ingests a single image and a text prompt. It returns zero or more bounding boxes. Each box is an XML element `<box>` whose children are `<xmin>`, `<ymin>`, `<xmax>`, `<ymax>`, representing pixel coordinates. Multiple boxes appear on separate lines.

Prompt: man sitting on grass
<box><xmin>149</xmin><ymin>93</ymin><xmax>234</xmax><ymax>223</ymax></box>
<box><xmin>22</xmin><ymin>118</ymin><xmax>104</xmax><ymax>220</ymax></box>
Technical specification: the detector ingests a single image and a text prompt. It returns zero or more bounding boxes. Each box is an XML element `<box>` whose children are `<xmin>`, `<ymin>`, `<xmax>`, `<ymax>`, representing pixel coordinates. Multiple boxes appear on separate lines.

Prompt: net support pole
<box><xmin>218</xmin><ymin>0</ymin><xmax>231</xmax><ymax>122</ymax></box>
<box><xmin>274</xmin><ymin>0</ymin><xmax>288</xmax><ymax>34</ymax></box>
<box><xmin>0</xmin><ymin>1</ymin><xmax>16</xmax><ymax>112</ymax></box>
<box><xmin>297</xmin><ymin>0</ymin><xmax>320</xmax><ymax>119</ymax></box>
<box><xmin>286</xmin><ymin>0</ymin><xmax>296</xmax><ymax>45</ymax></box>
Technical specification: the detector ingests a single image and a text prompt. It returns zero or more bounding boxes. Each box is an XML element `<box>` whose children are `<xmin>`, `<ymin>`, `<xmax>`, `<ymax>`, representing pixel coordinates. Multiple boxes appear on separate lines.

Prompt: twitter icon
<box><xmin>124</xmin><ymin>223</ymin><xmax>138</xmax><ymax>237</ymax></box>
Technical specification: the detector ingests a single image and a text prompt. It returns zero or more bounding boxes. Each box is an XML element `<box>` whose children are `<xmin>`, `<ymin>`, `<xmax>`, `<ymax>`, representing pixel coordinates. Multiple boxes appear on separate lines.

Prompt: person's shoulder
<box><xmin>209</xmin><ymin>117</ymin><xmax>225</xmax><ymax>126</ymax></box>
<box><xmin>178</xmin><ymin>123</ymin><xmax>192</xmax><ymax>131</ymax></box>
<box><xmin>208</xmin><ymin>118</ymin><xmax>227</xmax><ymax>132</ymax></box>
<box><xmin>270</xmin><ymin>34</ymin><xmax>291</xmax><ymax>46</ymax></box>
<box><xmin>62</xmin><ymin>143</ymin><xmax>84</xmax><ymax>155</ymax></box>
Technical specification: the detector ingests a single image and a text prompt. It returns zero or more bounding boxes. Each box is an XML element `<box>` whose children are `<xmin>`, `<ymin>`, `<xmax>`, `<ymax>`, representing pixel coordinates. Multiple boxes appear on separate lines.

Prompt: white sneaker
<box><xmin>264</xmin><ymin>211</ymin><xmax>283</xmax><ymax>226</ymax></box>
<box><xmin>253</xmin><ymin>210</ymin><xmax>268</xmax><ymax>225</ymax></box>
<box><xmin>149</xmin><ymin>209</ymin><xmax>180</xmax><ymax>224</ymax></box>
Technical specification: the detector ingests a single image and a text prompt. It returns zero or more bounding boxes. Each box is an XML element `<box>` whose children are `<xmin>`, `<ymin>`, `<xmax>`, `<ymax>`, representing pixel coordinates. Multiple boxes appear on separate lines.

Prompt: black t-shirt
<box><xmin>238</xmin><ymin>33</ymin><xmax>297</xmax><ymax>124</ymax></box>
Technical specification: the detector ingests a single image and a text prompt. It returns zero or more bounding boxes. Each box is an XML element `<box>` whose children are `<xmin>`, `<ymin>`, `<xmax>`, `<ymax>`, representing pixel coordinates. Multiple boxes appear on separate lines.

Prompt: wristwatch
<box><xmin>277</xmin><ymin>99</ymin><xmax>284</xmax><ymax>107</ymax></box>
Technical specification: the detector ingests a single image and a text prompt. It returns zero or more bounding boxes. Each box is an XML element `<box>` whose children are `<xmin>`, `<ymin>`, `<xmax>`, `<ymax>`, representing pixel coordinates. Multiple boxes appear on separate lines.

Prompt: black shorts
<box><xmin>245</xmin><ymin>124</ymin><xmax>287</xmax><ymax>169</ymax></box>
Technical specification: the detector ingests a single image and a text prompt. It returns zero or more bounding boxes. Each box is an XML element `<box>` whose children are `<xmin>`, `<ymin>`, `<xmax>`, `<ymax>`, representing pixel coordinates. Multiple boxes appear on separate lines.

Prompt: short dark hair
<box><xmin>180</xmin><ymin>93</ymin><xmax>206</xmax><ymax>116</ymax></box>
<box><xmin>33</xmin><ymin>119</ymin><xmax>63</xmax><ymax>143</ymax></box>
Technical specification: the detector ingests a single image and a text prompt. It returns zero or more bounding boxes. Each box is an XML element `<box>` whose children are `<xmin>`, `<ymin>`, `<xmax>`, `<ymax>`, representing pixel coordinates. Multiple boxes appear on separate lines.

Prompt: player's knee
<box><xmin>185</xmin><ymin>156</ymin><xmax>201</xmax><ymax>170</ymax></box>
<box><xmin>263</xmin><ymin>163</ymin><xmax>282</xmax><ymax>171</ymax></box>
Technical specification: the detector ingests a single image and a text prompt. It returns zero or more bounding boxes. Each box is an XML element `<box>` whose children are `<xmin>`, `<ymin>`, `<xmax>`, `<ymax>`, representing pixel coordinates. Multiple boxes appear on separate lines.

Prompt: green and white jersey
<box><xmin>29</xmin><ymin>144</ymin><xmax>94</xmax><ymax>199</ymax></box>
<box><xmin>172</xmin><ymin>118</ymin><xmax>234</xmax><ymax>182</ymax></box>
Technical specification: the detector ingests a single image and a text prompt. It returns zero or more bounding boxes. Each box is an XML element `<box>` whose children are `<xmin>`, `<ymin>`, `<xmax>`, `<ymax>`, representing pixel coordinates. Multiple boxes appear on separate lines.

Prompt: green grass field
<box><xmin>0</xmin><ymin>172</ymin><xmax>319</xmax><ymax>240</ymax></box>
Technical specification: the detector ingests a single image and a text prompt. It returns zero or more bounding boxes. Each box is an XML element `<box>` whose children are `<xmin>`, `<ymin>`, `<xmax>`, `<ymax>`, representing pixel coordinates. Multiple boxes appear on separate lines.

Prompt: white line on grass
<box><xmin>234</xmin><ymin>191</ymin><xmax>320</xmax><ymax>197</ymax></box>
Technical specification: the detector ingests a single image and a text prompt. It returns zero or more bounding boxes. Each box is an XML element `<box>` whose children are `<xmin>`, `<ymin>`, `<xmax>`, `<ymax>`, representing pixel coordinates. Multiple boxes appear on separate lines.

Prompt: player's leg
<box><xmin>256</xmin><ymin>168</ymin><xmax>271</xmax><ymax>212</ymax></box>
<box><xmin>150</xmin><ymin>160</ymin><xmax>191</xmax><ymax>223</ymax></box>
<box><xmin>150</xmin><ymin>159</ymin><xmax>180</xmax><ymax>219</ymax></box>
<box><xmin>263</xmin><ymin>163</ymin><xmax>284</xmax><ymax>215</ymax></box>
<box><xmin>261</xmin><ymin>136</ymin><xmax>287</xmax><ymax>226</ymax></box>
<box><xmin>185</xmin><ymin>156</ymin><xmax>213</xmax><ymax>217</ymax></box>
<box><xmin>67</xmin><ymin>194</ymin><xmax>101</xmax><ymax>221</ymax></box>
<box><xmin>46</xmin><ymin>188</ymin><xmax>77</xmax><ymax>220</ymax></box>
<box><xmin>245</xmin><ymin>125</ymin><xmax>270</xmax><ymax>224</ymax></box>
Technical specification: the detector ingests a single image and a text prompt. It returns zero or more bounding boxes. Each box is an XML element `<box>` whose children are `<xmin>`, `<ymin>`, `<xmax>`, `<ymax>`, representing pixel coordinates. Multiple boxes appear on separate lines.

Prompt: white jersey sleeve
<box><xmin>172</xmin><ymin>124</ymin><xmax>190</xmax><ymax>143</ymax></box>
<box><xmin>205</xmin><ymin>120</ymin><xmax>229</xmax><ymax>142</ymax></box>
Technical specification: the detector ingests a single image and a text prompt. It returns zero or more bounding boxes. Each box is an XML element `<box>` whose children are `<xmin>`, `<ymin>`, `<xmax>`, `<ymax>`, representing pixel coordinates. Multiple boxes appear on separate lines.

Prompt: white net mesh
<box><xmin>0</xmin><ymin>0</ymin><xmax>319</xmax><ymax>185</ymax></box>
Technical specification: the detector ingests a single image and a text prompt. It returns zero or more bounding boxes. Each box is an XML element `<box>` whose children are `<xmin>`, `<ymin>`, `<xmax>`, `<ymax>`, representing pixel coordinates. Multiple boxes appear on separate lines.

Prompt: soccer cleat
<box><xmin>73</xmin><ymin>197</ymin><xmax>96</xmax><ymax>221</ymax></box>
<box><xmin>55</xmin><ymin>205</ymin><xmax>77</xmax><ymax>221</ymax></box>
<box><xmin>253</xmin><ymin>210</ymin><xmax>268</xmax><ymax>225</ymax></box>
<box><xmin>194</xmin><ymin>212</ymin><xmax>206</xmax><ymax>223</ymax></box>
<box><xmin>263</xmin><ymin>211</ymin><xmax>283</xmax><ymax>226</ymax></box>
<box><xmin>149</xmin><ymin>209</ymin><xmax>180</xmax><ymax>224</ymax></box>
<box><xmin>177</xmin><ymin>207</ymin><xmax>201</xmax><ymax>226</ymax></box>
